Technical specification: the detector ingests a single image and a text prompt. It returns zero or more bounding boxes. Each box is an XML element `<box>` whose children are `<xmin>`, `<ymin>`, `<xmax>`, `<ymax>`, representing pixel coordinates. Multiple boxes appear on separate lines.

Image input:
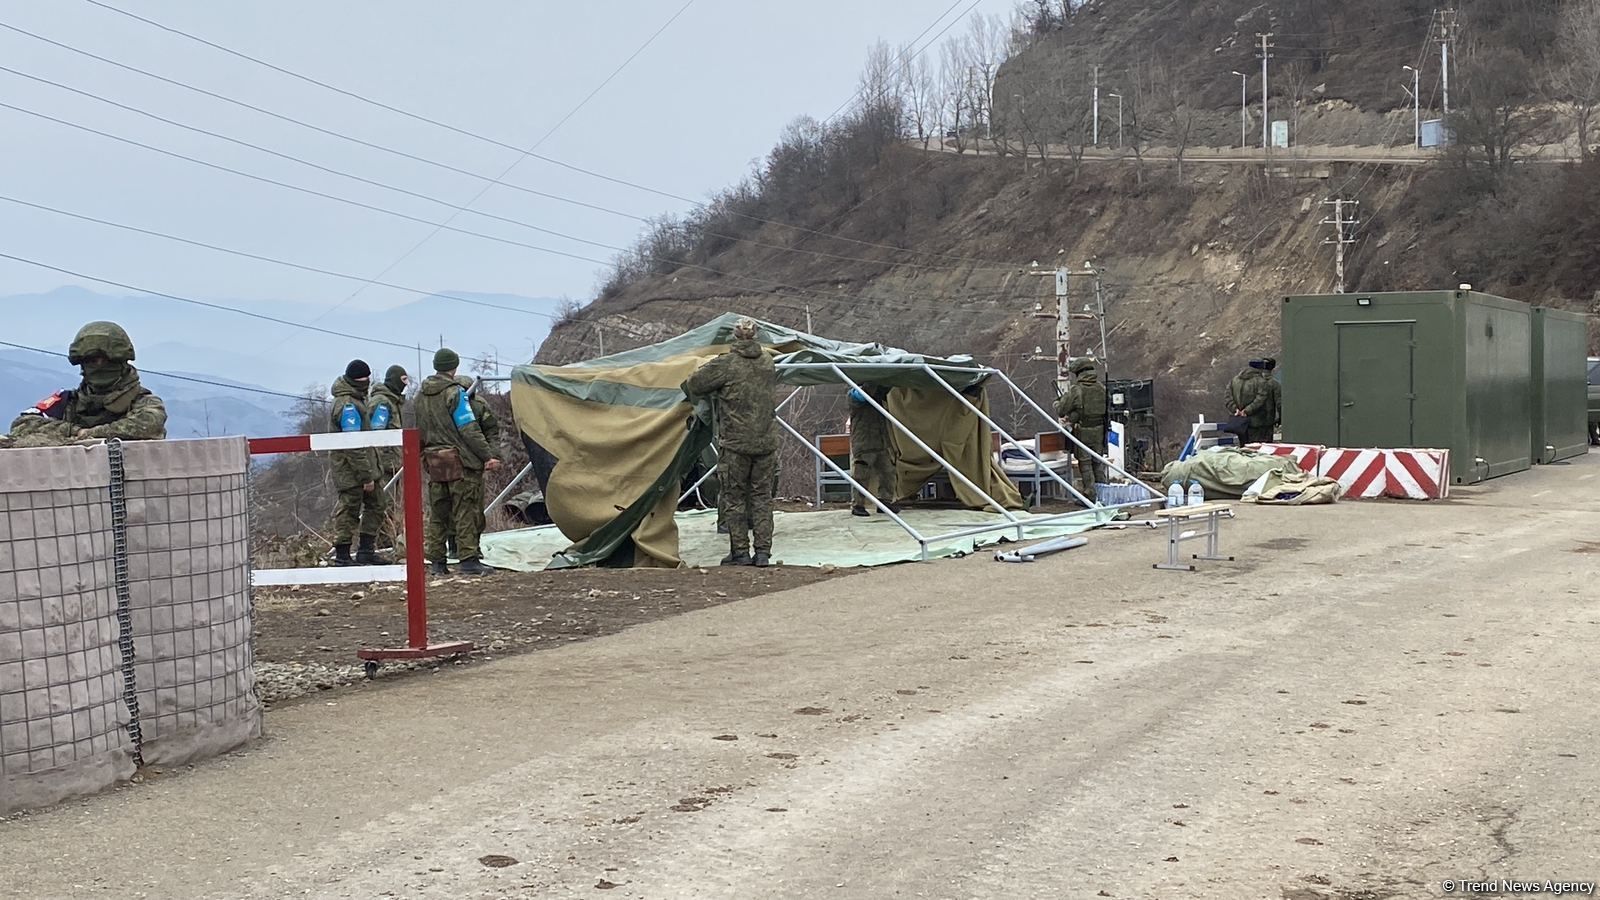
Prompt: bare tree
<box><xmin>902</xmin><ymin>49</ymin><xmax>939</xmax><ymax>150</ymax></box>
<box><xmin>1151</xmin><ymin>65</ymin><xmax>1200</xmax><ymax>180</ymax></box>
<box><xmin>857</xmin><ymin>40</ymin><xmax>901</xmax><ymax>112</ymax></box>
<box><xmin>1552</xmin><ymin>0</ymin><xmax>1600</xmax><ymax>158</ymax></box>
<box><xmin>938</xmin><ymin>36</ymin><xmax>970</xmax><ymax>153</ymax></box>
<box><xmin>1445</xmin><ymin>46</ymin><xmax>1559</xmax><ymax>176</ymax></box>
<box><xmin>964</xmin><ymin>13</ymin><xmax>1009</xmax><ymax>145</ymax></box>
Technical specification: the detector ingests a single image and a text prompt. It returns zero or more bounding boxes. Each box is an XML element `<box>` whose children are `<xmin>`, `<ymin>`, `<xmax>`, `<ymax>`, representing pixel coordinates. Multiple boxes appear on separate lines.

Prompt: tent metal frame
<box><xmin>469</xmin><ymin>364</ymin><xmax>1163</xmax><ymax>562</ymax></box>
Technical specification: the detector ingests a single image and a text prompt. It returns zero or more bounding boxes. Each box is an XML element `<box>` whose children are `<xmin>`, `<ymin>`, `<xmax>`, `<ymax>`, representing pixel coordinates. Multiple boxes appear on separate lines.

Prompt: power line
<box><xmin>0</xmin><ymin>97</ymin><xmax>1017</xmax><ymax>318</ymax></box>
<box><xmin>320</xmin><ymin>0</ymin><xmax>698</xmax><ymax>326</ymax></box>
<box><xmin>821</xmin><ymin>0</ymin><xmax>973</xmax><ymax>124</ymax></box>
<box><xmin>62</xmin><ymin>3</ymin><xmax>1025</xmax><ymax>270</ymax></box>
<box><xmin>0</xmin><ymin>249</ymin><xmax>503</xmax><ymax>366</ymax></box>
<box><xmin>0</xmin><ymin>23</ymin><xmax>1017</xmax><ymax>276</ymax></box>
<box><xmin>0</xmin><ymin>338</ymin><xmax>327</xmax><ymax>404</ymax></box>
<box><xmin>0</xmin><ymin>191</ymin><xmax>582</xmax><ymax>322</ymax></box>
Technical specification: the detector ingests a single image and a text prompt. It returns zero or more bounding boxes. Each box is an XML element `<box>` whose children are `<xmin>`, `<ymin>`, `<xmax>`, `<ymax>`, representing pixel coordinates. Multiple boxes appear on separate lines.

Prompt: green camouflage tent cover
<box><xmin>509</xmin><ymin>314</ymin><xmax>1026</xmax><ymax>569</ymax></box>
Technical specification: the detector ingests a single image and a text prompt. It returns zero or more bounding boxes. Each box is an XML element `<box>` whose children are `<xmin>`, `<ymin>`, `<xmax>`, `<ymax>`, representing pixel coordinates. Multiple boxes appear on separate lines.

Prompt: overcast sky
<box><xmin>0</xmin><ymin>0</ymin><xmax>1015</xmax><ymax>314</ymax></box>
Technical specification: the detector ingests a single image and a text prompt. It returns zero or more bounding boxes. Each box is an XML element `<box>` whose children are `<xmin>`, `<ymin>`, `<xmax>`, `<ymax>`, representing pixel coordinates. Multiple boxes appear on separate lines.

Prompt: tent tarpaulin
<box><xmin>511</xmin><ymin>314</ymin><xmax>1026</xmax><ymax>568</ymax></box>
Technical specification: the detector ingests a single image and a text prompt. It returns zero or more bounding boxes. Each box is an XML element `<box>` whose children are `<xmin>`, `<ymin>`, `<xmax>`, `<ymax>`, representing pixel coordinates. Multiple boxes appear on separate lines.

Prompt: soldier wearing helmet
<box><xmin>1053</xmin><ymin>356</ymin><xmax>1108</xmax><ymax>503</ymax></box>
<box><xmin>5</xmin><ymin>322</ymin><xmax>167</xmax><ymax>448</ymax></box>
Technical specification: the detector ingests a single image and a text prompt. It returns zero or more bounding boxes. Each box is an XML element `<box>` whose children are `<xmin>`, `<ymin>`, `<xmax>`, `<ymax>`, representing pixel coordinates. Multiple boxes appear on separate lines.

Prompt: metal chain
<box><xmin>105</xmin><ymin>439</ymin><xmax>145</xmax><ymax>767</ymax></box>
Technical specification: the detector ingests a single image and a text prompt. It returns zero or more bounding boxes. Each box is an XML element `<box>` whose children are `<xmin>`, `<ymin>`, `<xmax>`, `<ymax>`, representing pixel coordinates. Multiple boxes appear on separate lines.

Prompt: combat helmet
<box><xmin>67</xmin><ymin>321</ymin><xmax>136</xmax><ymax>364</ymax></box>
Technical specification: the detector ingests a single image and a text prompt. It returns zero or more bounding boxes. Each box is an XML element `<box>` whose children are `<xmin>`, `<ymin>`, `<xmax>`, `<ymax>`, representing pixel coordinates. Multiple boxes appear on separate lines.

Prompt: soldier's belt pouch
<box><xmin>423</xmin><ymin>447</ymin><xmax>464</xmax><ymax>483</ymax></box>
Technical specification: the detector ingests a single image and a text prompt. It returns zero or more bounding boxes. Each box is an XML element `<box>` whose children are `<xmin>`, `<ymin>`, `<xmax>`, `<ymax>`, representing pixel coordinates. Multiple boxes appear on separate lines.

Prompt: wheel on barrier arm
<box><xmin>363</xmin><ymin>660</ymin><xmax>380</xmax><ymax>680</ymax></box>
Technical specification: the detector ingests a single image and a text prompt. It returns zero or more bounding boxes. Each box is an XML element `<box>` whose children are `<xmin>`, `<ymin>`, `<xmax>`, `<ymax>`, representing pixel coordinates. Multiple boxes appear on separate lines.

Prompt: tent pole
<box><xmin>919</xmin><ymin>363</ymin><xmax>1095</xmax><ymax>508</ymax></box>
<box><xmin>773</xmin><ymin>415</ymin><xmax>927</xmax><ymax>544</ymax></box>
<box><xmin>995</xmin><ymin>369</ymin><xmax>1161</xmax><ymax>499</ymax></box>
<box><xmin>485</xmin><ymin>462</ymin><xmax>535</xmax><ymax>516</ymax></box>
<box><xmin>826</xmin><ymin>364</ymin><xmax>1019</xmax><ymax>523</ymax></box>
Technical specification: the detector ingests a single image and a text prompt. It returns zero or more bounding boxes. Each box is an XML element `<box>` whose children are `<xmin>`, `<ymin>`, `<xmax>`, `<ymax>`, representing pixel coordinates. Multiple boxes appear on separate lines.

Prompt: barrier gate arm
<box><xmin>247</xmin><ymin>428</ymin><xmax>472</xmax><ymax>675</ymax></box>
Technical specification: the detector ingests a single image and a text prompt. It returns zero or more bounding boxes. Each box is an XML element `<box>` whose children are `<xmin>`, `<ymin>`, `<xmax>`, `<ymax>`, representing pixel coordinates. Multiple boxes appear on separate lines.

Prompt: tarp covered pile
<box><xmin>510</xmin><ymin>314</ymin><xmax>1027</xmax><ymax>569</ymax></box>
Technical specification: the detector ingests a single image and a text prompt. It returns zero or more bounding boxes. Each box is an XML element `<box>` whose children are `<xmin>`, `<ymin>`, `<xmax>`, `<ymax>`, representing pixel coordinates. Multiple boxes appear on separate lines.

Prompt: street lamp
<box><xmin>1403</xmin><ymin>64</ymin><xmax>1420</xmax><ymax>148</ymax></box>
<box><xmin>1106</xmin><ymin>92</ymin><xmax>1123</xmax><ymax>149</ymax></box>
<box><xmin>1231</xmin><ymin>70</ymin><xmax>1248</xmax><ymax>148</ymax></box>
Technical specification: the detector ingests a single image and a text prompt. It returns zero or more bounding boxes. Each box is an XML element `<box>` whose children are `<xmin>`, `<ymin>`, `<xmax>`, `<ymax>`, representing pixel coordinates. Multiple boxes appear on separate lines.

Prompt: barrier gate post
<box><xmin>247</xmin><ymin>427</ymin><xmax>472</xmax><ymax>677</ymax></box>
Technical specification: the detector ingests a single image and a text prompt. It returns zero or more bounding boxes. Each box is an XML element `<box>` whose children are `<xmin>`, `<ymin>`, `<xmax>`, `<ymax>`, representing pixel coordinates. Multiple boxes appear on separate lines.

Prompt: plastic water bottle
<box><xmin>1166</xmin><ymin>481</ymin><xmax>1185</xmax><ymax>509</ymax></box>
<box><xmin>1186</xmin><ymin>480</ymin><xmax>1205</xmax><ymax>507</ymax></box>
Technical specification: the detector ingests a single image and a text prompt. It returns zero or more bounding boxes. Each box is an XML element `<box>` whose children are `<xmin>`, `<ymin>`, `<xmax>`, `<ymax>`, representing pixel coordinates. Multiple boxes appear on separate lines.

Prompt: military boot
<box><xmin>851</xmin><ymin>505</ymin><xmax>870</xmax><ymax>517</ymax></box>
<box><xmin>751</xmin><ymin>550</ymin><xmax>771</xmax><ymax>568</ymax></box>
<box><xmin>333</xmin><ymin>543</ymin><xmax>355</xmax><ymax>567</ymax></box>
<box><xmin>457</xmin><ymin>557</ymin><xmax>492</xmax><ymax>576</ymax></box>
<box><xmin>720</xmin><ymin>544</ymin><xmax>753</xmax><ymax>566</ymax></box>
<box><xmin>355</xmin><ymin>534</ymin><xmax>392</xmax><ymax>566</ymax></box>
<box><xmin>1077</xmin><ymin>462</ymin><xmax>1099</xmax><ymax>505</ymax></box>
<box><xmin>429</xmin><ymin>560</ymin><xmax>450</xmax><ymax>576</ymax></box>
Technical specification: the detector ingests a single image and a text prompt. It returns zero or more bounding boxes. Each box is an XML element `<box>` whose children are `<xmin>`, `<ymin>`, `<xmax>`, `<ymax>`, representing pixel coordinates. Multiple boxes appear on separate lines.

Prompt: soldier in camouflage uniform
<box><xmin>848</xmin><ymin>384</ymin><xmax>900</xmax><ymax>516</ymax></box>
<box><xmin>6</xmin><ymin>321</ymin><xmax>167</xmax><ymax>448</ymax></box>
<box><xmin>1054</xmin><ymin>357</ymin><xmax>1109</xmax><ymax>503</ymax></box>
<box><xmin>327</xmin><ymin>360</ymin><xmax>392</xmax><ymax>566</ymax></box>
<box><xmin>1229</xmin><ymin>359</ymin><xmax>1275</xmax><ymax>444</ymax></box>
<box><xmin>439</xmin><ymin>373</ymin><xmax>498</xmax><ymax>559</ymax></box>
<box><xmin>368</xmin><ymin>365</ymin><xmax>408</xmax><ymax>483</ymax></box>
<box><xmin>684</xmin><ymin>317</ymin><xmax>778</xmax><ymax>567</ymax></box>
<box><xmin>1262</xmin><ymin>357</ymin><xmax>1283</xmax><ymax>438</ymax></box>
<box><xmin>415</xmin><ymin>349</ymin><xmax>501</xmax><ymax>576</ymax></box>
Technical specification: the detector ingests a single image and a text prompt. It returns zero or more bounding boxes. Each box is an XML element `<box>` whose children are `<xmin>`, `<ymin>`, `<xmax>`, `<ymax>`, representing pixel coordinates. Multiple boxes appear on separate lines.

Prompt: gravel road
<box><xmin>2</xmin><ymin>453</ymin><xmax>1597</xmax><ymax>900</ymax></box>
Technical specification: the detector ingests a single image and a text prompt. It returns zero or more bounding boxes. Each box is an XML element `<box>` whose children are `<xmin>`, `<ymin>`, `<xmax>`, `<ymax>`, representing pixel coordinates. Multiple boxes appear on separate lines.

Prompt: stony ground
<box><xmin>252</xmin><ymin>564</ymin><xmax>842</xmax><ymax>705</ymax></box>
<box><xmin>3</xmin><ymin>452</ymin><xmax>1598</xmax><ymax>900</ymax></box>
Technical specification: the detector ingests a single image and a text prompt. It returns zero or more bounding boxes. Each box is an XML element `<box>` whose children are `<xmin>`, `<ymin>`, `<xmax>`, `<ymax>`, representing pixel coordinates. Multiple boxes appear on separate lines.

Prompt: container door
<box><xmin>1337</xmin><ymin>322</ymin><xmax>1415</xmax><ymax>447</ymax></box>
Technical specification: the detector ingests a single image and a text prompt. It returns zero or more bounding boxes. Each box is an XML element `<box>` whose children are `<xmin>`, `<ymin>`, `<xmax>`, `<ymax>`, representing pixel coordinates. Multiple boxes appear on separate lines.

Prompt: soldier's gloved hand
<box><xmin>362</xmin><ymin>481</ymin><xmax>376</xmax><ymax>493</ymax></box>
<box><xmin>485</xmin><ymin>458</ymin><xmax>503</xmax><ymax>472</ymax></box>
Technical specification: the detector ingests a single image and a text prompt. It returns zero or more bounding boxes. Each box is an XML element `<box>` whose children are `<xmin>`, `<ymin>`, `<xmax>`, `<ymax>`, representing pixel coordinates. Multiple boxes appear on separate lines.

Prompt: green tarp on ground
<box><xmin>1159</xmin><ymin>447</ymin><xmax>1303</xmax><ymax>499</ymax></box>
<box><xmin>510</xmin><ymin>314</ymin><xmax>1030</xmax><ymax>569</ymax></box>
<box><xmin>481</xmin><ymin>507</ymin><xmax>1116</xmax><ymax>571</ymax></box>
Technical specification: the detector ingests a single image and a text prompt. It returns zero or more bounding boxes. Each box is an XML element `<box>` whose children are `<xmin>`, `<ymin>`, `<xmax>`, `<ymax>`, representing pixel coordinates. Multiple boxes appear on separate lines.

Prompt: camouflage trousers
<box><xmin>425</xmin><ymin>471</ymin><xmax>485</xmax><ymax>562</ymax></box>
<box><xmin>1245</xmin><ymin>421</ymin><xmax>1275</xmax><ymax>444</ymax></box>
<box><xmin>331</xmin><ymin>485</ymin><xmax>388</xmax><ymax>544</ymax></box>
<box><xmin>720</xmin><ymin>450</ymin><xmax>776</xmax><ymax>554</ymax></box>
<box><xmin>851</xmin><ymin>448</ymin><xmax>895</xmax><ymax>508</ymax></box>
<box><xmin>716</xmin><ymin>452</ymin><xmax>778</xmax><ymax>530</ymax></box>
<box><xmin>1071</xmin><ymin>425</ymin><xmax>1108</xmax><ymax>502</ymax></box>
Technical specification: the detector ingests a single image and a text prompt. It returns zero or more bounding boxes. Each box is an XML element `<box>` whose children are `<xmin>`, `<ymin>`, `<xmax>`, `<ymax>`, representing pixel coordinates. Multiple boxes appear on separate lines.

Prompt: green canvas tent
<box><xmin>509</xmin><ymin>314</ymin><xmax>1028</xmax><ymax>568</ymax></box>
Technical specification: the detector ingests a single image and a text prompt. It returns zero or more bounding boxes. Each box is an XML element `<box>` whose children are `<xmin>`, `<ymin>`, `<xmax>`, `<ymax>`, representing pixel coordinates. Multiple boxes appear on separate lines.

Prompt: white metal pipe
<box><xmin>827</xmin><ymin>363</ymin><xmax>1019</xmax><ymax>523</ymax></box>
<box><xmin>774</xmin><ymin>416</ymin><xmax>926</xmax><ymax>542</ymax></box>
<box><xmin>991</xmin><ymin>369</ymin><xmax>1161</xmax><ymax>498</ymax></box>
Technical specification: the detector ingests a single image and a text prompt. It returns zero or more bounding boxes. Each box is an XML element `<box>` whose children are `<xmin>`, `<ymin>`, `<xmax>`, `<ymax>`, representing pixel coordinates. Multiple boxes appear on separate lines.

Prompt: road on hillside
<box><xmin>3</xmin><ymin>453</ymin><xmax>1598</xmax><ymax>899</ymax></box>
<box><xmin>917</xmin><ymin>137</ymin><xmax>1583</xmax><ymax>166</ymax></box>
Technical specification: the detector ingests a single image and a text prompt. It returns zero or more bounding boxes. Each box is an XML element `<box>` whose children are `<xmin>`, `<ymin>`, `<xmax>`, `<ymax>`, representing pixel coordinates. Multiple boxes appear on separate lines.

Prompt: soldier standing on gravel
<box><xmin>684</xmin><ymin>317</ymin><xmax>778</xmax><ymax>568</ymax></box>
<box><xmin>5</xmin><ymin>321</ymin><xmax>167</xmax><ymax>447</ymax></box>
<box><xmin>848</xmin><ymin>384</ymin><xmax>899</xmax><ymax>517</ymax></box>
<box><xmin>416</xmin><ymin>349</ymin><xmax>501</xmax><ymax>576</ymax></box>
<box><xmin>328</xmin><ymin>360</ymin><xmax>390</xmax><ymax>567</ymax></box>
<box><xmin>1055</xmin><ymin>357</ymin><xmax>1108</xmax><ymax>504</ymax></box>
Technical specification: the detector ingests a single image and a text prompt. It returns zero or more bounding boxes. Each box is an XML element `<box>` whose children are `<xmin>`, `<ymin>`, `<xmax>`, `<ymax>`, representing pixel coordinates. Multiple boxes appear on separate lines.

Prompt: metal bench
<box><xmin>1150</xmin><ymin>501</ymin><xmax>1236</xmax><ymax>572</ymax></box>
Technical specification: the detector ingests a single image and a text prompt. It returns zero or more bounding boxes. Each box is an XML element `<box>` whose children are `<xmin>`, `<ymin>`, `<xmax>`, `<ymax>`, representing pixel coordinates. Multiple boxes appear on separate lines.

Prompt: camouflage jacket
<box><xmin>684</xmin><ymin>339</ymin><xmax>777</xmax><ymax>455</ymax></box>
<box><xmin>848</xmin><ymin>386</ymin><xmax>892</xmax><ymax>454</ymax></box>
<box><xmin>328</xmin><ymin>376</ymin><xmax>380</xmax><ymax>490</ymax></box>
<box><xmin>1233</xmin><ymin>371</ymin><xmax>1274</xmax><ymax>424</ymax></box>
<box><xmin>367</xmin><ymin>381</ymin><xmax>406</xmax><ymax>474</ymax></box>
<box><xmin>415</xmin><ymin>374</ymin><xmax>495</xmax><ymax>470</ymax></box>
<box><xmin>7</xmin><ymin>367</ymin><xmax>167</xmax><ymax>446</ymax></box>
<box><xmin>1055</xmin><ymin>372</ymin><xmax>1108</xmax><ymax>429</ymax></box>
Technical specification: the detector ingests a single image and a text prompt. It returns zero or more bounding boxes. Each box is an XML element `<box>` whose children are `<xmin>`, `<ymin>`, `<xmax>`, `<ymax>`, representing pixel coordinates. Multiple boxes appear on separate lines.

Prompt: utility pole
<box><xmin>805</xmin><ymin>304</ymin><xmax>813</xmax><ymax>334</ymax></box>
<box><xmin>1321</xmin><ymin>198</ymin><xmax>1360</xmax><ymax>294</ymax></box>
<box><xmin>1438</xmin><ymin>8</ymin><xmax>1458</xmax><ymax>114</ymax></box>
<box><xmin>1092</xmin><ymin>64</ymin><xmax>1101</xmax><ymax>147</ymax></box>
<box><xmin>1027</xmin><ymin>262</ymin><xmax>1108</xmax><ymax>394</ymax></box>
<box><xmin>1231</xmin><ymin>71</ymin><xmax>1248</xmax><ymax>148</ymax></box>
<box><xmin>1404</xmin><ymin>64</ymin><xmax>1420</xmax><ymax>147</ymax></box>
<box><xmin>1257</xmin><ymin>33</ymin><xmax>1275</xmax><ymax>152</ymax></box>
<box><xmin>596</xmin><ymin>324</ymin><xmax>606</xmax><ymax>357</ymax></box>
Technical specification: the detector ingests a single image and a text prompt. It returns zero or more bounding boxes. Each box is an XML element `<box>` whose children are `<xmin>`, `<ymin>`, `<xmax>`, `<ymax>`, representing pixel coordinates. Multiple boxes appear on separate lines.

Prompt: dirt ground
<box><xmin>252</xmin><ymin>564</ymin><xmax>843</xmax><ymax>704</ymax></box>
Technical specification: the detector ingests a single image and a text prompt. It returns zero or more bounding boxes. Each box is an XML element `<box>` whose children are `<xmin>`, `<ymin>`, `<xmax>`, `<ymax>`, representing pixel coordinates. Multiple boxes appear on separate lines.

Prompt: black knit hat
<box><xmin>345</xmin><ymin>359</ymin><xmax>372</xmax><ymax>380</ymax></box>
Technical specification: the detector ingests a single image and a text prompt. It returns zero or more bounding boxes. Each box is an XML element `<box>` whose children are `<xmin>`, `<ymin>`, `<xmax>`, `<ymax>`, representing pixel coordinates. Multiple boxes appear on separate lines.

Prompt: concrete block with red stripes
<box><xmin>1316</xmin><ymin>448</ymin><xmax>1389</xmax><ymax>499</ymax></box>
<box><xmin>1251</xmin><ymin>442</ymin><xmax>1324</xmax><ymax>473</ymax></box>
<box><xmin>1382</xmin><ymin>449</ymin><xmax>1450</xmax><ymax>500</ymax></box>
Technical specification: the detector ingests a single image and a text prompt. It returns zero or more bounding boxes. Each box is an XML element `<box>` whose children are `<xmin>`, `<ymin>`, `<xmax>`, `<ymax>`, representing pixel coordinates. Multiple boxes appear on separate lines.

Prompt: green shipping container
<box><xmin>1280</xmin><ymin>290</ymin><xmax>1532</xmax><ymax>485</ymax></box>
<box><xmin>1530</xmin><ymin>307</ymin><xmax>1589</xmax><ymax>464</ymax></box>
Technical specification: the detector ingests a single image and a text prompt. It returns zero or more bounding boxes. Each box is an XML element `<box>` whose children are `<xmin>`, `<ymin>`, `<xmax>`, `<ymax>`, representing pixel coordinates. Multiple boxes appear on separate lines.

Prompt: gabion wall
<box><xmin>0</xmin><ymin>438</ymin><xmax>260</xmax><ymax>815</ymax></box>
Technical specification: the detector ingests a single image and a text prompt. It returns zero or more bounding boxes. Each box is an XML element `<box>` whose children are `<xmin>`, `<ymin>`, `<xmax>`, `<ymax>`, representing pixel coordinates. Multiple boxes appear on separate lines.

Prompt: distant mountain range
<box><xmin>1</xmin><ymin>285</ymin><xmax>567</xmax><ymax>438</ymax></box>
<box><xmin>2</xmin><ymin>285</ymin><xmax>565</xmax><ymax>395</ymax></box>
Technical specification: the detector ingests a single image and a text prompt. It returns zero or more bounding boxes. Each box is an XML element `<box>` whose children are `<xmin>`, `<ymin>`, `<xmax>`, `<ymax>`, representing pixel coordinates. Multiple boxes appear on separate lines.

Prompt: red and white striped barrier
<box><xmin>1252</xmin><ymin>442</ymin><xmax>1325</xmax><ymax>473</ymax></box>
<box><xmin>1382</xmin><ymin>449</ymin><xmax>1451</xmax><ymax>500</ymax></box>
<box><xmin>1318</xmin><ymin>448</ymin><xmax>1389</xmax><ymax>499</ymax></box>
<box><xmin>247</xmin><ymin>428</ymin><xmax>472</xmax><ymax>668</ymax></box>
